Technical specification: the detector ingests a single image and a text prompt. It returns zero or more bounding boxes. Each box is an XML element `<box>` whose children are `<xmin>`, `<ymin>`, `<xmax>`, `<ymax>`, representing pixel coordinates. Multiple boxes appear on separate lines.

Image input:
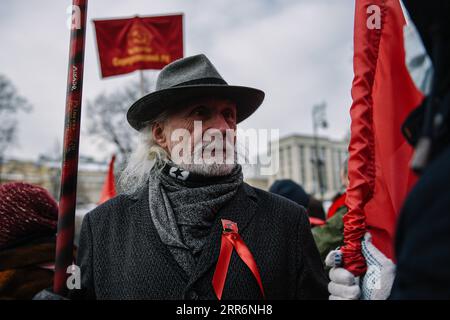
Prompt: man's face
<box><xmin>152</xmin><ymin>97</ymin><xmax>238</xmax><ymax>174</ymax></box>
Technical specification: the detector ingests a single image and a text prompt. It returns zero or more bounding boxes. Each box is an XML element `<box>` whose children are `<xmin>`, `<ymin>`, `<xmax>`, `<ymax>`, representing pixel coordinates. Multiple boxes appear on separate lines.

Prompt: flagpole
<box><xmin>139</xmin><ymin>69</ymin><xmax>146</xmax><ymax>96</ymax></box>
<box><xmin>53</xmin><ymin>0</ymin><xmax>88</xmax><ymax>296</ymax></box>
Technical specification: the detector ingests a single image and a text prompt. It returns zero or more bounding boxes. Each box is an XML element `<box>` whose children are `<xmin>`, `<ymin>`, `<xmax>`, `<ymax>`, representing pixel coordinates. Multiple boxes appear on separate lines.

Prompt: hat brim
<box><xmin>127</xmin><ymin>84</ymin><xmax>265</xmax><ymax>131</ymax></box>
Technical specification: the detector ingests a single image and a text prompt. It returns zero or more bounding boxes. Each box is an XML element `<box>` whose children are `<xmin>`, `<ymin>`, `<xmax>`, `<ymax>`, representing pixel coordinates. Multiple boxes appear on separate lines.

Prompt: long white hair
<box><xmin>118</xmin><ymin>114</ymin><xmax>169</xmax><ymax>195</ymax></box>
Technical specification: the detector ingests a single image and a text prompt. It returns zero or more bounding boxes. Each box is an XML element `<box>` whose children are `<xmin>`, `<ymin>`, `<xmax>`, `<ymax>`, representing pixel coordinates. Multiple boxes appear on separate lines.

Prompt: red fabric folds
<box><xmin>343</xmin><ymin>0</ymin><xmax>423</xmax><ymax>276</ymax></box>
<box><xmin>212</xmin><ymin>219</ymin><xmax>265</xmax><ymax>300</ymax></box>
<box><xmin>98</xmin><ymin>155</ymin><xmax>117</xmax><ymax>204</ymax></box>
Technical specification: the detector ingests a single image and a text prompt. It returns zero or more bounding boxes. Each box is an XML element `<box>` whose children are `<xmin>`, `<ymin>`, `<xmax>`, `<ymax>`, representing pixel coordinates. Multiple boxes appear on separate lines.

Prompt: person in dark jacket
<box><xmin>269</xmin><ymin>179</ymin><xmax>326</xmax><ymax>226</ymax></box>
<box><xmin>0</xmin><ymin>182</ymin><xmax>58</xmax><ymax>299</ymax></box>
<box><xmin>40</xmin><ymin>54</ymin><xmax>327</xmax><ymax>300</ymax></box>
<box><xmin>390</xmin><ymin>0</ymin><xmax>450</xmax><ymax>299</ymax></box>
<box><xmin>312</xmin><ymin>159</ymin><xmax>348</xmax><ymax>262</ymax></box>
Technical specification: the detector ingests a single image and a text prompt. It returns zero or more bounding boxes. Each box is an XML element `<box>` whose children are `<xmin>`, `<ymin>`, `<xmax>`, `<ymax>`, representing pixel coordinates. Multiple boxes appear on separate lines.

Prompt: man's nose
<box><xmin>205</xmin><ymin>114</ymin><xmax>233</xmax><ymax>134</ymax></box>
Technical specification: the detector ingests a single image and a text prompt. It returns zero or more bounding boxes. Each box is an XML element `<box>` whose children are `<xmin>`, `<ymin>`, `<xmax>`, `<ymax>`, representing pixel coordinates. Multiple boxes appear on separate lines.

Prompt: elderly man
<box><xmin>73</xmin><ymin>54</ymin><xmax>327</xmax><ymax>300</ymax></box>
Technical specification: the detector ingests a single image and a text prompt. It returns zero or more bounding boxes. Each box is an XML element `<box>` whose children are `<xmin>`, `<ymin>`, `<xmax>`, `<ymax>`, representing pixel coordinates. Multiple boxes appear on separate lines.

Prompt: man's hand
<box><xmin>325</xmin><ymin>250</ymin><xmax>361</xmax><ymax>300</ymax></box>
<box><xmin>33</xmin><ymin>288</ymin><xmax>67</xmax><ymax>300</ymax></box>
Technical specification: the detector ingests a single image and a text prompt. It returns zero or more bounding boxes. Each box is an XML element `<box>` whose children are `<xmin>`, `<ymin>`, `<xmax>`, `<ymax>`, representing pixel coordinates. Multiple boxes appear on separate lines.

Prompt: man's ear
<box><xmin>152</xmin><ymin>123</ymin><xmax>167</xmax><ymax>149</ymax></box>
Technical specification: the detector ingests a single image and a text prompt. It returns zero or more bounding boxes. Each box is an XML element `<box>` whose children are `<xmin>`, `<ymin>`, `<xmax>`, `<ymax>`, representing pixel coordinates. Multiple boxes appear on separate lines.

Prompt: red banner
<box><xmin>93</xmin><ymin>14</ymin><xmax>183</xmax><ymax>78</ymax></box>
<box><xmin>342</xmin><ymin>0</ymin><xmax>424</xmax><ymax>276</ymax></box>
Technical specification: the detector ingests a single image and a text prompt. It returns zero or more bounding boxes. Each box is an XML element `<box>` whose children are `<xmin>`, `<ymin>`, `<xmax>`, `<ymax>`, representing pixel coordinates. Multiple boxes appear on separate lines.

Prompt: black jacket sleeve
<box><xmin>69</xmin><ymin>213</ymin><xmax>96</xmax><ymax>300</ymax></box>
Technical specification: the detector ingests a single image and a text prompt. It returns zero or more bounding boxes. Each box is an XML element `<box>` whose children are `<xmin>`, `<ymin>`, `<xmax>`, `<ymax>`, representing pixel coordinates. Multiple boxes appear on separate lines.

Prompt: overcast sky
<box><xmin>1</xmin><ymin>0</ymin><xmax>356</xmax><ymax>162</ymax></box>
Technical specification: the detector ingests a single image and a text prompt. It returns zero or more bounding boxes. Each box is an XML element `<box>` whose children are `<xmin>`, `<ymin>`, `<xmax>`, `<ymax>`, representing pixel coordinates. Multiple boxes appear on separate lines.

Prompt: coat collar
<box><xmin>127</xmin><ymin>181</ymin><xmax>259</xmax><ymax>289</ymax></box>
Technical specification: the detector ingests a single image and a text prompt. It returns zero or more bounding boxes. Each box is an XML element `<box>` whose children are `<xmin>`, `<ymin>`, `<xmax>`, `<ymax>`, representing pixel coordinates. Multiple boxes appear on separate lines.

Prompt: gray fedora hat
<box><xmin>126</xmin><ymin>54</ymin><xmax>265</xmax><ymax>131</ymax></box>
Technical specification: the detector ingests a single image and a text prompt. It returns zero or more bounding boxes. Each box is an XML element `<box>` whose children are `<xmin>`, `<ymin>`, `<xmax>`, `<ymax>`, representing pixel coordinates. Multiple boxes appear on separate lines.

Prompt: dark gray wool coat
<box><xmin>72</xmin><ymin>182</ymin><xmax>328</xmax><ymax>300</ymax></box>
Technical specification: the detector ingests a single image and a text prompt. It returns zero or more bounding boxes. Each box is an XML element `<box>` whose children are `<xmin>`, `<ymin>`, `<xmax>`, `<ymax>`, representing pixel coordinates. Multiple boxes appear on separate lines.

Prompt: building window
<box><xmin>319</xmin><ymin>146</ymin><xmax>327</xmax><ymax>192</ymax></box>
<box><xmin>279</xmin><ymin>147</ymin><xmax>284</xmax><ymax>177</ymax></box>
<box><xmin>299</xmin><ymin>144</ymin><xmax>305</xmax><ymax>184</ymax></box>
<box><xmin>334</xmin><ymin>148</ymin><xmax>341</xmax><ymax>190</ymax></box>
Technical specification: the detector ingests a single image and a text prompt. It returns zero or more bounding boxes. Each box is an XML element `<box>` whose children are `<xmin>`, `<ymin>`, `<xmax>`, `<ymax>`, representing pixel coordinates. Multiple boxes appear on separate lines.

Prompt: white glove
<box><xmin>360</xmin><ymin>232</ymin><xmax>396</xmax><ymax>300</ymax></box>
<box><xmin>325</xmin><ymin>250</ymin><xmax>361</xmax><ymax>300</ymax></box>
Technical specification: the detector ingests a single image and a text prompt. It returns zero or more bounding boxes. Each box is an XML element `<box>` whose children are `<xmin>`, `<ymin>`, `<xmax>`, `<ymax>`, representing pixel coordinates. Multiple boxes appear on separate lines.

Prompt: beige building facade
<box><xmin>268</xmin><ymin>134</ymin><xmax>348</xmax><ymax>199</ymax></box>
<box><xmin>0</xmin><ymin>156</ymin><xmax>108</xmax><ymax>205</ymax></box>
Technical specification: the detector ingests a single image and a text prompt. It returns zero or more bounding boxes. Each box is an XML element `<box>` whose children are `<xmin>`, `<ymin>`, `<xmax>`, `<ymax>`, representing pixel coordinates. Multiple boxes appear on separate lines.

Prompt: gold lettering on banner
<box><xmin>112</xmin><ymin>53</ymin><xmax>171</xmax><ymax>67</ymax></box>
<box><xmin>127</xmin><ymin>46</ymin><xmax>152</xmax><ymax>55</ymax></box>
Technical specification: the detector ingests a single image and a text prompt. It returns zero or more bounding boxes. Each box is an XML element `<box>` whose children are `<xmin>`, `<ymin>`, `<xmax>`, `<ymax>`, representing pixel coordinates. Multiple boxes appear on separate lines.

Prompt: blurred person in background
<box><xmin>269</xmin><ymin>179</ymin><xmax>326</xmax><ymax>227</ymax></box>
<box><xmin>311</xmin><ymin>159</ymin><xmax>348</xmax><ymax>262</ymax></box>
<box><xmin>390</xmin><ymin>0</ymin><xmax>450</xmax><ymax>299</ymax></box>
<box><xmin>0</xmin><ymin>182</ymin><xmax>58</xmax><ymax>299</ymax></box>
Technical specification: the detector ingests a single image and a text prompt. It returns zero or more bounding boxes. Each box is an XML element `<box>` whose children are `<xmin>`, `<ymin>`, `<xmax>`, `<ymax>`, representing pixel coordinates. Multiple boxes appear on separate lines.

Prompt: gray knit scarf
<box><xmin>148</xmin><ymin>162</ymin><xmax>243</xmax><ymax>277</ymax></box>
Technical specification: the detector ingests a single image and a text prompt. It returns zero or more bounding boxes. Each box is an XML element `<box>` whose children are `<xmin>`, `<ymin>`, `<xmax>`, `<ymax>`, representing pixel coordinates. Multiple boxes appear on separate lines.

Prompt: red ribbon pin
<box><xmin>212</xmin><ymin>219</ymin><xmax>265</xmax><ymax>300</ymax></box>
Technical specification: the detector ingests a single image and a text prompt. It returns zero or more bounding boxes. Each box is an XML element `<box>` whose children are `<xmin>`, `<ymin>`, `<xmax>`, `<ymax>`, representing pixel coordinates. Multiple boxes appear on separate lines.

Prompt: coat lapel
<box><xmin>186</xmin><ymin>183</ymin><xmax>259</xmax><ymax>290</ymax></box>
<box><xmin>129</xmin><ymin>184</ymin><xmax>190</xmax><ymax>282</ymax></box>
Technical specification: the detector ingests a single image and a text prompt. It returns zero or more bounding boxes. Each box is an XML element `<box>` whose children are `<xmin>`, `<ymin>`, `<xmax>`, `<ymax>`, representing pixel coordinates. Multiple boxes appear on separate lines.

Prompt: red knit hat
<box><xmin>0</xmin><ymin>182</ymin><xmax>58</xmax><ymax>250</ymax></box>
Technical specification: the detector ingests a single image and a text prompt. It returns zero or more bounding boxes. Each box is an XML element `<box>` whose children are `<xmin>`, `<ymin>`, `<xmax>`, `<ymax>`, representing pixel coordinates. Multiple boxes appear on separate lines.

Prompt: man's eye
<box><xmin>191</xmin><ymin>106</ymin><xmax>208</xmax><ymax>117</ymax></box>
<box><xmin>223</xmin><ymin>109</ymin><xmax>235</xmax><ymax>119</ymax></box>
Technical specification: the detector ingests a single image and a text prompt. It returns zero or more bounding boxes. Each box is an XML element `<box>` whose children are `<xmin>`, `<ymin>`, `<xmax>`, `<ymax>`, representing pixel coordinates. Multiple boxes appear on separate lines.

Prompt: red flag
<box><xmin>98</xmin><ymin>155</ymin><xmax>117</xmax><ymax>204</ymax></box>
<box><xmin>93</xmin><ymin>14</ymin><xmax>183</xmax><ymax>78</ymax></box>
<box><xmin>342</xmin><ymin>0</ymin><xmax>424</xmax><ymax>276</ymax></box>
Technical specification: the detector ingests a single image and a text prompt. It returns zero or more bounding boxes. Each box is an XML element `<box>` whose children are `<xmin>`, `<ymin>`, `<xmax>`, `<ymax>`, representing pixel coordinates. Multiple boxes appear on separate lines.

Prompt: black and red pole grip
<box><xmin>53</xmin><ymin>0</ymin><xmax>88</xmax><ymax>296</ymax></box>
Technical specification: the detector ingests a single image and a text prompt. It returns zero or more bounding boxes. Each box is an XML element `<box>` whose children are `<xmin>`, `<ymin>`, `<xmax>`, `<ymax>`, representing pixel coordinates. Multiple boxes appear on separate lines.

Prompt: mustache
<box><xmin>194</xmin><ymin>139</ymin><xmax>236</xmax><ymax>152</ymax></box>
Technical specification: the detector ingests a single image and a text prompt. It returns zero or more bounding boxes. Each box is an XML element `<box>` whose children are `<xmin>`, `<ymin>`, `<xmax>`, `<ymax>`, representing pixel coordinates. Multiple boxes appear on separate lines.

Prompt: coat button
<box><xmin>188</xmin><ymin>291</ymin><xmax>199</xmax><ymax>300</ymax></box>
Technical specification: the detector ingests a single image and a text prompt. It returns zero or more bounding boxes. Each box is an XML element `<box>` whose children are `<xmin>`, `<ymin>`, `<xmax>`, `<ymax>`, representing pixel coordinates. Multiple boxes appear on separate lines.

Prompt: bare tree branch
<box><xmin>84</xmin><ymin>79</ymin><xmax>154</xmax><ymax>168</ymax></box>
<box><xmin>0</xmin><ymin>74</ymin><xmax>32</xmax><ymax>157</ymax></box>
